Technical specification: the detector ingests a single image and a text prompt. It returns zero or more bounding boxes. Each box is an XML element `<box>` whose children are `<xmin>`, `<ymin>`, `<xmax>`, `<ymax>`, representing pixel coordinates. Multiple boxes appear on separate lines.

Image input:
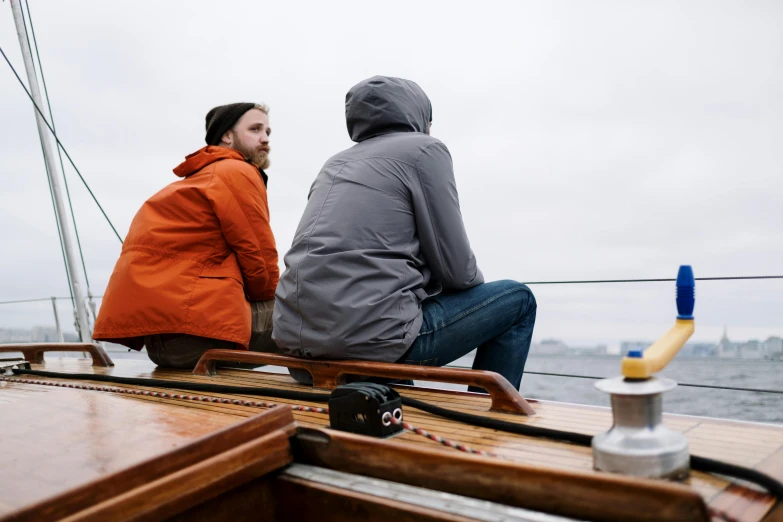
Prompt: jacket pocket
<box><xmin>199</xmin><ymin>255</ymin><xmax>244</xmax><ymax>285</ymax></box>
<box><xmin>199</xmin><ymin>270</ymin><xmax>243</xmax><ymax>285</ymax></box>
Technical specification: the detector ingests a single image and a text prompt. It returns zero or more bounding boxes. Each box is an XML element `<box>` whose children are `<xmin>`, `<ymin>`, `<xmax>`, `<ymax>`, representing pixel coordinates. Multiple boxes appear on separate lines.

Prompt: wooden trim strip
<box><xmin>293</xmin><ymin>427</ymin><xmax>710</xmax><ymax>522</ymax></box>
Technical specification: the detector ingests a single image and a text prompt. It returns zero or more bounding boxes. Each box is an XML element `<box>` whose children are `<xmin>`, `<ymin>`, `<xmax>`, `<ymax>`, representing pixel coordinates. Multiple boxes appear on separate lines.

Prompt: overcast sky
<box><xmin>1</xmin><ymin>1</ymin><xmax>781</xmax><ymax>347</ymax></box>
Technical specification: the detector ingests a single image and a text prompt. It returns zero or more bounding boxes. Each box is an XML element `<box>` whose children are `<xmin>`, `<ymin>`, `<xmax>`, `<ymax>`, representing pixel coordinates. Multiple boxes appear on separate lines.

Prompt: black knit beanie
<box><xmin>205</xmin><ymin>102</ymin><xmax>257</xmax><ymax>146</ymax></box>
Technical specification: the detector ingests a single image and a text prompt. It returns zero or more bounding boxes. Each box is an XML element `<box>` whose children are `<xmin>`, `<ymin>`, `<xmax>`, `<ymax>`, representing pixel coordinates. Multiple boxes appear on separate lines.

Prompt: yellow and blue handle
<box><xmin>621</xmin><ymin>266</ymin><xmax>695</xmax><ymax>379</ymax></box>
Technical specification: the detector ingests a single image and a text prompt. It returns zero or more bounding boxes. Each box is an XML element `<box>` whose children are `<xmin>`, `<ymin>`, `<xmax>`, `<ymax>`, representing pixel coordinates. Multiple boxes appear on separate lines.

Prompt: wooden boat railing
<box><xmin>0</xmin><ymin>343</ymin><xmax>113</xmax><ymax>367</ymax></box>
<box><xmin>193</xmin><ymin>349</ymin><xmax>536</xmax><ymax>415</ymax></box>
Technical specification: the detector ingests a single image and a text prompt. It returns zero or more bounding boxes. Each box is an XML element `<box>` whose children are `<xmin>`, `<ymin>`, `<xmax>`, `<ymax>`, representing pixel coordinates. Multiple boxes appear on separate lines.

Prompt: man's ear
<box><xmin>221</xmin><ymin>130</ymin><xmax>234</xmax><ymax>146</ymax></box>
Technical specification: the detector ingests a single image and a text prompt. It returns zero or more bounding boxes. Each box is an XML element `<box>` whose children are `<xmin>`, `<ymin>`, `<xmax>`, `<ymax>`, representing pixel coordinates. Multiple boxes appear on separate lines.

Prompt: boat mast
<box><xmin>10</xmin><ymin>0</ymin><xmax>93</xmax><ymax>343</ymax></box>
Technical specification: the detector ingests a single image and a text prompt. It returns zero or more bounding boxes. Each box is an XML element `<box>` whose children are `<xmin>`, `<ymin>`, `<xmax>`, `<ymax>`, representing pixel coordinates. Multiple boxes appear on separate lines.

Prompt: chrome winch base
<box><xmin>592</xmin><ymin>376</ymin><xmax>690</xmax><ymax>480</ymax></box>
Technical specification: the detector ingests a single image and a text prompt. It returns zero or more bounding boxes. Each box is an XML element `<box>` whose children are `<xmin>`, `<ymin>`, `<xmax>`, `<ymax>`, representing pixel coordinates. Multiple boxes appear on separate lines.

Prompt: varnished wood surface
<box><xmin>164</xmin><ymin>477</ymin><xmax>277</xmax><ymax>522</ymax></box>
<box><xmin>193</xmin><ymin>349</ymin><xmax>536</xmax><ymax>415</ymax></box>
<box><xmin>3</xmin><ymin>407</ymin><xmax>294</xmax><ymax>522</ymax></box>
<box><xmin>2</xmin><ymin>357</ymin><xmax>782</xmax><ymax>522</ymax></box>
<box><xmin>61</xmin><ymin>430</ymin><xmax>292</xmax><ymax>522</ymax></box>
<box><xmin>294</xmin><ymin>427</ymin><xmax>708</xmax><ymax>522</ymax></box>
<box><xmin>0</xmin><ymin>376</ymin><xmax>254</xmax><ymax>519</ymax></box>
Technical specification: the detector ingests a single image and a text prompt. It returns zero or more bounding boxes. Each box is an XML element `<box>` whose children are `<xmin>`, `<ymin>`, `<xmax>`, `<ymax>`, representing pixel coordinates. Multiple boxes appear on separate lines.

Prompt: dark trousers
<box><xmin>144</xmin><ymin>300</ymin><xmax>278</xmax><ymax>369</ymax></box>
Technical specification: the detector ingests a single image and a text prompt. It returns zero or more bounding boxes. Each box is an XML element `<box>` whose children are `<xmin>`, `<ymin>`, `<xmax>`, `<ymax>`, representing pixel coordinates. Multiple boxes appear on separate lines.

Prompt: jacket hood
<box><xmin>345</xmin><ymin>76</ymin><xmax>432</xmax><ymax>142</ymax></box>
<box><xmin>173</xmin><ymin>146</ymin><xmax>247</xmax><ymax>178</ymax></box>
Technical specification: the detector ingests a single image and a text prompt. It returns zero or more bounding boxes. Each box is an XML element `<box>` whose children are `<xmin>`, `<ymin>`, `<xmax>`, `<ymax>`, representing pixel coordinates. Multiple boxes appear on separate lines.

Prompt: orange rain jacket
<box><xmin>93</xmin><ymin>146</ymin><xmax>279</xmax><ymax>349</ymax></box>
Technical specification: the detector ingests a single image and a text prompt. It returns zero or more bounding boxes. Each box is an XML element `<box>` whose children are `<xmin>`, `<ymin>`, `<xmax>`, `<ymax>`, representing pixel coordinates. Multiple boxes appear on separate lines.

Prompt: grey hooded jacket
<box><xmin>272</xmin><ymin>76</ymin><xmax>483</xmax><ymax>362</ymax></box>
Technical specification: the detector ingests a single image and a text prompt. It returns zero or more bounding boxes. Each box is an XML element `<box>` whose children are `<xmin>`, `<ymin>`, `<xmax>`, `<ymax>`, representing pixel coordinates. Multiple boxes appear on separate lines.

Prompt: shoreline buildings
<box><xmin>619</xmin><ymin>328</ymin><xmax>782</xmax><ymax>360</ymax></box>
<box><xmin>3</xmin><ymin>326</ymin><xmax>782</xmax><ymax>360</ymax></box>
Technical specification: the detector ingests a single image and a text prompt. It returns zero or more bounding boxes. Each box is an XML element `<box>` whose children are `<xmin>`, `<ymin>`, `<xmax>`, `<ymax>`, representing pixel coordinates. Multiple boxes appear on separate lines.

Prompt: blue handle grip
<box><xmin>676</xmin><ymin>265</ymin><xmax>695</xmax><ymax>319</ymax></box>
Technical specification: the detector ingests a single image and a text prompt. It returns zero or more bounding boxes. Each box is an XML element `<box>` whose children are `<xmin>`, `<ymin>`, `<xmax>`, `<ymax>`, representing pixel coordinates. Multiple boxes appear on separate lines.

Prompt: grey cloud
<box><xmin>1</xmin><ymin>1</ymin><xmax>781</xmax><ymax>347</ymax></box>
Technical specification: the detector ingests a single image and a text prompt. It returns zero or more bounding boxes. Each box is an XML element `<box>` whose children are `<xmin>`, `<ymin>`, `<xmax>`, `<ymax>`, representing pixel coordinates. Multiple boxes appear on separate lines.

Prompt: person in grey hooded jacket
<box><xmin>273</xmin><ymin>76</ymin><xmax>536</xmax><ymax>391</ymax></box>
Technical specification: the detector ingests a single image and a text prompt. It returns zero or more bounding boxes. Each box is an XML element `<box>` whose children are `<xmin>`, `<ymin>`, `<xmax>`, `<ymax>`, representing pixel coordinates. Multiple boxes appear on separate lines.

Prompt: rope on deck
<box><xmin>0</xmin><ymin>375</ymin><xmax>760</xmax><ymax>521</ymax></box>
<box><xmin>0</xmin><ymin>375</ymin><xmax>491</xmax><ymax>459</ymax></box>
<box><xmin>3</xmin><ymin>373</ymin><xmax>781</xmax><ymax>519</ymax></box>
<box><xmin>391</xmin><ymin>417</ymin><xmax>497</xmax><ymax>458</ymax></box>
<box><xmin>0</xmin><ymin>376</ymin><xmax>328</xmax><ymax>414</ymax></box>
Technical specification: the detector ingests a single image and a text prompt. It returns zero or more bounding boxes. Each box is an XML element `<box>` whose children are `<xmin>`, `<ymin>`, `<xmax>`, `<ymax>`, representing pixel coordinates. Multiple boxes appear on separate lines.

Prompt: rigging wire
<box><xmin>22</xmin><ymin>0</ymin><xmax>96</xmax><ymax>322</ymax></box>
<box><xmin>2</xmin><ymin>272</ymin><xmax>783</xmax><ymax>306</ymax></box>
<box><xmin>447</xmin><ymin>368</ymin><xmax>783</xmax><ymax>395</ymax></box>
<box><xmin>38</xmin><ymin>134</ymin><xmax>76</xmax><ymax>306</ymax></box>
<box><xmin>0</xmin><ymin>44</ymin><xmax>124</xmax><ymax>244</ymax></box>
<box><xmin>17</xmin><ymin>0</ymin><xmax>75</xmax><ymax>309</ymax></box>
<box><xmin>0</xmin><ymin>297</ymin><xmax>80</xmax><ymax>305</ymax></box>
<box><xmin>522</xmin><ymin>275</ymin><xmax>783</xmax><ymax>285</ymax></box>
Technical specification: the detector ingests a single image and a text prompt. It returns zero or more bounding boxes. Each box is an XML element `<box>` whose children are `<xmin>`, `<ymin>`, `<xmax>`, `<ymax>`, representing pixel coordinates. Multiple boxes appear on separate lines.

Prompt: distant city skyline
<box><xmin>531</xmin><ymin>330</ymin><xmax>783</xmax><ymax>359</ymax></box>
<box><xmin>3</xmin><ymin>324</ymin><xmax>781</xmax><ymax>360</ymax></box>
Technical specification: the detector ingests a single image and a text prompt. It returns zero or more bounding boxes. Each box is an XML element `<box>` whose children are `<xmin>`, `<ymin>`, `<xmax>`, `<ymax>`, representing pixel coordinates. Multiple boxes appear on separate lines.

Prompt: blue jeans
<box><xmin>399</xmin><ymin>280</ymin><xmax>536</xmax><ymax>392</ymax></box>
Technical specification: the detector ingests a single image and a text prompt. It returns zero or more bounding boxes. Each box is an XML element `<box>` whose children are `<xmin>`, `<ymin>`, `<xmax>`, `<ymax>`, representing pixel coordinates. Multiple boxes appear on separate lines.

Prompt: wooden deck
<box><xmin>1</xmin><ymin>357</ymin><xmax>781</xmax><ymax>521</ymax></box>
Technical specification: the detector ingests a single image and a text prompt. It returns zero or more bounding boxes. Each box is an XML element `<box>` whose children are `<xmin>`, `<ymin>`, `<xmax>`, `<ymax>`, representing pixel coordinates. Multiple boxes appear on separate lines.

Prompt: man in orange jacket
<box><xmin>93</xmin><ymin>103</ymin><xmax>280</xmax><ymax>368</ymax></box>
